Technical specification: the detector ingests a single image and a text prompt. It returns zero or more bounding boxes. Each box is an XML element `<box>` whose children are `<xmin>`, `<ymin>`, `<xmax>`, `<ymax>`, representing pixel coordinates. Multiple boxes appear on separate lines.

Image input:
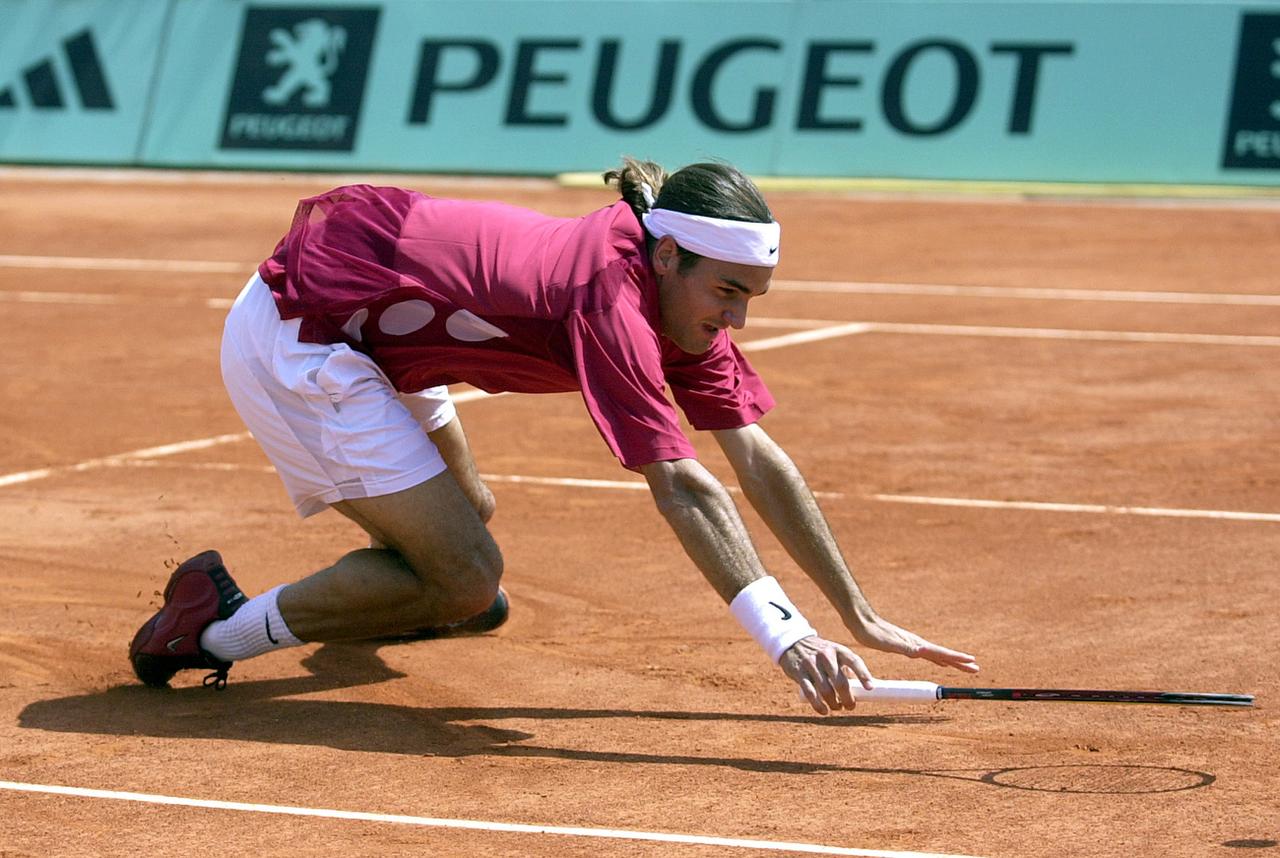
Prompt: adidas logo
<box><xmin>0</xmin><ymin>29</ymin><xmax>113</xmax><ymax>110</ymax></box>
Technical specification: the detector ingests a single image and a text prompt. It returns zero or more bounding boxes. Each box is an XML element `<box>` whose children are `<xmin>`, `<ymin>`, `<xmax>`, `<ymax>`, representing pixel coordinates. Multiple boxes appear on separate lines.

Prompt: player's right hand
<box><xmin>779</xmin><ymin>635</ymin><xmax>876</xmax><ymax>715</ymax></box>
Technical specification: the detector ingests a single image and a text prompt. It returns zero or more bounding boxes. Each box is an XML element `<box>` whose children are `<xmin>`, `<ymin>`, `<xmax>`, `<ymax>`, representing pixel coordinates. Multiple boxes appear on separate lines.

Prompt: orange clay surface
<box><xmin>0</xmin><ymin>170</ymin><xmax>1277</xmax><ymax>857</ymax></box>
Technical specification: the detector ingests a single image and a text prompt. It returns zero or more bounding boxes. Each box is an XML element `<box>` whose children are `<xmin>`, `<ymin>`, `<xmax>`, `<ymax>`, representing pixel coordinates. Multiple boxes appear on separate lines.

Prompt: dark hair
<box><xmin>603</xmin><ymin>157</ymin><xmax>773</xmax><ymax>271</ymax></box>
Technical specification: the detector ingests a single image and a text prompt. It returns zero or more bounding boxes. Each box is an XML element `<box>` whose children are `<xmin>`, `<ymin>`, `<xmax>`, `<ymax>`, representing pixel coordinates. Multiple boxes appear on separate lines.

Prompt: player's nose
<box><xmin>723</xmin><ymin>303</ymin><xmax>746</xmax><ymax>330</ymax></box>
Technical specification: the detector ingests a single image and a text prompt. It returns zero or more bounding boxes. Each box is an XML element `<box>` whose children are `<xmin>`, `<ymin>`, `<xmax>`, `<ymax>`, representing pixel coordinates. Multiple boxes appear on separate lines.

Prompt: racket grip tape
<box><xmin>851</xmin><ymin>679</ymin><xmax>942</xmax><ymax>702</ymax></box>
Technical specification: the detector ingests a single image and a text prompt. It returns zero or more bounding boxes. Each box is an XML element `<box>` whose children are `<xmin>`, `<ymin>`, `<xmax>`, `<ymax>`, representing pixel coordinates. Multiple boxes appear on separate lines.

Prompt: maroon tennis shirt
<box><xmin>258</xmin><ymin>184</ymin><xmax>774</xmax><ymax>469</ymax></box>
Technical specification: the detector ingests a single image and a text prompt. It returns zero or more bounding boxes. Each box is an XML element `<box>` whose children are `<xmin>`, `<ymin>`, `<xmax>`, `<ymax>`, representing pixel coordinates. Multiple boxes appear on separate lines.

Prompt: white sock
<box><xmin>199</xmin><ymin>585</ymin><xmax>304</xmax><ymax>662</ymax></box>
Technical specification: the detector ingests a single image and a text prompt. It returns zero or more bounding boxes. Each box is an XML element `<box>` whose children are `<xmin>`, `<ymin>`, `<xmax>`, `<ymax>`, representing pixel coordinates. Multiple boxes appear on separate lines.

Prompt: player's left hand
<box><xmin>846</xmin><ymin>615</ymin><xmax>980</xmax><ymax>674</ymax></box>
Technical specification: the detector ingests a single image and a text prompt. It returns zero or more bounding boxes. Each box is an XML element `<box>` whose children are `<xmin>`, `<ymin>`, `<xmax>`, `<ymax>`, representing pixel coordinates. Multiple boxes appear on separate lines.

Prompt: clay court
<box><xmin>0</xmin><ymin>169</ymin><xmax>1276</xmax><ymax>857</ymax></box>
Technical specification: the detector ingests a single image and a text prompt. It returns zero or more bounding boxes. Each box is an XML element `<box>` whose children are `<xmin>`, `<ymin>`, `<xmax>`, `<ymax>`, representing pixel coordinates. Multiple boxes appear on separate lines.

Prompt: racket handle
<box><xmin>852</xmin><ymin>679</ymin><xmax>942</xmax><ymax>702</ymax></box>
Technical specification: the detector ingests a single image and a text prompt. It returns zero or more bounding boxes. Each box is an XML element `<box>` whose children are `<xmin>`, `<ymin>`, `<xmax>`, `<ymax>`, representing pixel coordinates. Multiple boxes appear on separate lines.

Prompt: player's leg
<box><xmin>278</xmin><ymin>467</ymin><xmax>502</xmax><ymax>641</ymax></box>
<box><xmin>208</xmin><ymin>273</ymin><xmax>502</xmax><ymax>644</ymax></box>
<box><xmin>365</xmin><ymin>414</ymin><xmax>510</xmax><ymax>640</ymax></box>
<box><xmin>129</xmin><ymin>274</ymin><xmax>499</xmax><ymax>688</ymax></box>
<box><xmin>141</xmin><ymin>453</ymin><xmax>504</xmax><ymax>689</ymax></box>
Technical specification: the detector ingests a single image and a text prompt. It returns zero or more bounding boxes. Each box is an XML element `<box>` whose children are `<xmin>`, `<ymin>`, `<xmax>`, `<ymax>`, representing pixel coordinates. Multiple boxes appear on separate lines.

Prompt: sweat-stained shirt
<box><xmin>258</xmin><ymin>184</ymin><xmax>774</xmax><ymax>469</ymax></box>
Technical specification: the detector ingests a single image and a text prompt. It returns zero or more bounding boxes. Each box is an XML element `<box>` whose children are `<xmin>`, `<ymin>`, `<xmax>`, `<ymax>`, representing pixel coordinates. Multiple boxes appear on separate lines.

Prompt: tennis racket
<box><xmin>852</xmin><ymin>679</ymin><xmax>1254</xmax><ymax>707</ymax></box>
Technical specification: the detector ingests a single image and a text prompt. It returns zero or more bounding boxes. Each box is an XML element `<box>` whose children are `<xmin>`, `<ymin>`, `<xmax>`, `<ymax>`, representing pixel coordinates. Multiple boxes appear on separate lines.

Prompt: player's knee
<box><xmin>459</xmin><ymin>538</ymin><xmax>503</xmax><ymax>614</ymax></box>
<box><xmin>427</xmin><ymin>537</ymin><xmax>503</xmax><ymax>620</ymax></box>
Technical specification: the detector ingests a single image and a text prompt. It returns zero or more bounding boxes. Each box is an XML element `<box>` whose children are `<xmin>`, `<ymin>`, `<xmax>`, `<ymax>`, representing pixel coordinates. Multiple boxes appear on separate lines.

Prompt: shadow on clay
<box><xmin>18</xmin><ymin>643</ymin><xmax>1215</xmax><ymax>792</ymax></box>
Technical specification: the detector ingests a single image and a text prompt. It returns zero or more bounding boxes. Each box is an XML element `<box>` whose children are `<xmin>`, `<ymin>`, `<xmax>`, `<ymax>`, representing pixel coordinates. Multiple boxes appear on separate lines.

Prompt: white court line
<box><xmin>0</xmin><ymin>433</ymin><xmax>251</xmax><ymax>488</ymax></box>
<box><xmin>740</xmin><ymin>322</ymin><xmax>872</xmax><ymax>352</ymax></box>
<box><xmin>773</xmin><ymin>279</ymin><xmax>1280</xmax><ymax>307</ymax></box>
<box><xmin>868</xmin><ymin>494</ymin><xmax>1280</xmax><ymax>523</ymax></box>
<box><xmin>0</xmin><ymin>254</ymin><xmax>245</xmax><ymax>273</ymax></box>
<box><xmin>0</xmin><ymin>781</ymin><xmax>980</xmax><ymax>858</ymax></box>
<box><xmin>480</xmin><ymin>475</ymin><xmax>1280</xmax><ymax>524</ymax></box>
<box><xmin>0</xmin><ymin>389</ymin><xmax>500</xmax><ymax>489</ymax></box>
<box><xmin>0</xmin><ymin>290</ymin><xmax>139</xmax><ymax>305</ymax></box>
<box><xmin>738</xmin><ymin>319</ymin><xmax>1280</xmax><ymax>348</ymax></box>
<box><xmin>0</xmin><ymin>291</ymin><xmax>225</xmax><ymax>308</ymax></box>
<box><xmin>862</xmin><ymin>321</ymin><xmax>1280</xmax><ymax>347</ymax></box>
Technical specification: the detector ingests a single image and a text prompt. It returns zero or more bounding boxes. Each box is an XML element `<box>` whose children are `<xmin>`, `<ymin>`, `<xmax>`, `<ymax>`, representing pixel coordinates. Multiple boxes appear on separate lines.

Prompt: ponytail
<box><xmin>603</xmin><ymin>157</ymin><xmax>669</xmax><ymax>221</ymax></box>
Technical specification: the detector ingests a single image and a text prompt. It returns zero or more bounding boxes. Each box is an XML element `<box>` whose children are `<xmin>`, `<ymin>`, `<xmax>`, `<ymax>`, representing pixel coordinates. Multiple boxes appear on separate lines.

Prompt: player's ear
<box><xmin>651</xmin><ymin>235</ymin><xmax>680</xmax><ymax>276</ymax></box>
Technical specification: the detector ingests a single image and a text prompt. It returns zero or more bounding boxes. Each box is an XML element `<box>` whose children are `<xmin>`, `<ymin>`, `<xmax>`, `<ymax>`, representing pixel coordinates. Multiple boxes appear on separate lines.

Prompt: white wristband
<box><xmin>729</xmin><ymin>576</ymin><xmax>818</xmax><ymax>663</ymax></box>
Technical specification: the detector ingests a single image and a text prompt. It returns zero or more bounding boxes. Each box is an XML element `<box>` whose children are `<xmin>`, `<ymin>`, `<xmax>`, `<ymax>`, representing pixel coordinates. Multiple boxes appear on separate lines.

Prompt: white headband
<box><xmin>641</xmin><ymin>208</ymin><xmax>780</xmax><ymax>268</ymax></box>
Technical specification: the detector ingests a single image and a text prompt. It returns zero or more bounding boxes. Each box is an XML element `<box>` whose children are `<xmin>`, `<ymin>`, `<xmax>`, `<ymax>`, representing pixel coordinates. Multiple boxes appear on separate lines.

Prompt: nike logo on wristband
<box><xmin>265</xmin><ymin>615</ymin><xmax>279</xmax><ymax>645</ymax></box>
<box><xmin>768</xmin><ymin>601</ymin><xmax>792</xmax><ymax>621</ymax></box>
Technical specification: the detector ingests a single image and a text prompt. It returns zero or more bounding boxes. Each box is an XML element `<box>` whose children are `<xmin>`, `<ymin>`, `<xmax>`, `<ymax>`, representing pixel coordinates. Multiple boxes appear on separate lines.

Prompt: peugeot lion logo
<box><xmin>261</xmin><ymin>19</ymin><xmax>347</xmax><ymax>108</ymax></box>
<box><xmin>221</xmin><ymin>6</ymin><xmax>379</xmax><ymax>152</ymax></box>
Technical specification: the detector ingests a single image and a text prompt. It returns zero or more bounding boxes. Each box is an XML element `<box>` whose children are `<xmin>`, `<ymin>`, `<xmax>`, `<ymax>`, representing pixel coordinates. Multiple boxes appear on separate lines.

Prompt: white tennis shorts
<box><xmin>220</xmin><ymin>274</ymin><xmax>454</xmax><ymax>517</ymax></box>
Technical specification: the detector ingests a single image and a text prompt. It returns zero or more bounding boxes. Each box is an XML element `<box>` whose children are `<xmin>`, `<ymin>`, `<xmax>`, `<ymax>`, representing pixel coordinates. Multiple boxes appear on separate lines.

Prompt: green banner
<box><xmin>2</xmin><ymin>1</ymin><xmax>1278</xmax><ymax>184</ymax></box>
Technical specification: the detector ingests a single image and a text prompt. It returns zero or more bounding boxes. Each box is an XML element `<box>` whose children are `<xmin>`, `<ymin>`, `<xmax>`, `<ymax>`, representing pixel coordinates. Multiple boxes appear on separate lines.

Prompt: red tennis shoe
<box><xmin>129</xmin><ymin>550</ymin><xmax>247</xmax><ymax>689</ymax></box>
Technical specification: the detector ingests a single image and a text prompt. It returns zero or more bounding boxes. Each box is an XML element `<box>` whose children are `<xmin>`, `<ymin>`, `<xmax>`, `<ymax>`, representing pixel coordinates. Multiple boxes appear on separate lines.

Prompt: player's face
<box><xmin>653</xmin><ymin>236</ymin><xmax>772</xmax><ymax>354</ymax></box>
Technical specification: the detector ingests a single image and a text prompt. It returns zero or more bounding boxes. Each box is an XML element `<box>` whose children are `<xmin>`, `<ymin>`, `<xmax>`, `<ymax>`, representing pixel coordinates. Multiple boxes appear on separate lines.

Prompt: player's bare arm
<box><xmin>638</xmin><ymin>457</ymin><xmax>763</xmax><ymax>599</ymax></box>
<box><xmin>639</xmin><ymin>457</ymin><xmax>871</xmax><ymax>714</ymax></box>
<box><xmin>713</xmin><ymin>422</ymin><xmax>980</xmax><ymax>675</ymax></box>
<box><xmin>426</xmin><ymin>416</ymin><xmax>495</xmax><ymax>523</ymax></box>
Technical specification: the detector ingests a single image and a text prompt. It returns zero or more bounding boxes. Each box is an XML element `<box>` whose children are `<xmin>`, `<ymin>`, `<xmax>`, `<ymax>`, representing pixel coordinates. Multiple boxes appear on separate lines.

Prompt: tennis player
<box><xmin>129</xmin><ymin>159</ymin><xmax>979</xmax><ymax>714</ymax></box>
